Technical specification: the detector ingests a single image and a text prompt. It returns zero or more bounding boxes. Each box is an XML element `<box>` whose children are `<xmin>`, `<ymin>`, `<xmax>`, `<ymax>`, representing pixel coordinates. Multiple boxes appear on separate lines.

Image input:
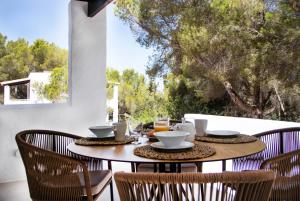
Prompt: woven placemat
<box><xmin>134</xmin><ymin>143</ymin><xmax>215</xmax><ymax>160</ymax></box>
<box><xmin>195</xmin><ymin>134</ymin><xmax>257</xmax><ymax>144</ymax></box>
<box><xmin>75</xmin><ymin>136</ymin><xmax>134</xmax><ymax>146</ymax></box>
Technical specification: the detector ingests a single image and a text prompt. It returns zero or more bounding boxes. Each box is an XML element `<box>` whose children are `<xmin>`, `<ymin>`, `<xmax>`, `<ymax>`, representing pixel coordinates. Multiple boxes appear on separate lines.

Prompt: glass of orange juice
<box><xmin>154</xmin><ymin>118</ymin><xmax>170</xmax><ymax>132</ymax></box>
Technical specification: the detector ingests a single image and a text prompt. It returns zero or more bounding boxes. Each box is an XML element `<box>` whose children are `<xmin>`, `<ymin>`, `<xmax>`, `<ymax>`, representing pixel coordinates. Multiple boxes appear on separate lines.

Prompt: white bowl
<box><xmin>89</xmin><ymin>126</ymin><xmax>113</xmax><ymax>138</ymax></box>
<box><xmin>154</xmin><ymin>131</ymin><xmax>190</xmax><ymax>148</ymax></box>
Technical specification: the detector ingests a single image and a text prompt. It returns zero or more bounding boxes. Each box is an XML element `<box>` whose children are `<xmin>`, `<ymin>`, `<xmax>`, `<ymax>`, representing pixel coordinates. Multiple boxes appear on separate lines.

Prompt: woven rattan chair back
<box><xmin>22</xmin><ymin>130</ymin><xmax>74</xmax><ymax>154</ymax></box>
<box><xmin>261</xmin><ymin>149</ymin><xmax>300</xmax><ymax>201</ymax></box>
<box><xmin>114</xmin><ymin>170</ymin><xmax>275</xmax><ymax>201</ymax></box>
<box><xmin>233</xmin><ymin>127</ymin><xmax>300</xmax><ymax>171</ymax></box>
<box><xmin>17</xmin><ymin>130</ymin><xmax>103</xmax><ymax>170</ymax></box>
<box><xmin>16</xmin><ymin>130</ymin><xmax>94</xmax><ymax>201</ymax></box>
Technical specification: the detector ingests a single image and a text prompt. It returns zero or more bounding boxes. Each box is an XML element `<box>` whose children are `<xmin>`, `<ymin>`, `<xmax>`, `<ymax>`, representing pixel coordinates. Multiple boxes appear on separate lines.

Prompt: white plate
<box><xmin>206</xmin><ymin>130</ymin><xmax>240</xmax><ymax>137</ymax></box>
<box><xmin>151</xmin><ymin>141</ymin><xmax>194</xmax><ymax>150</ymax></box>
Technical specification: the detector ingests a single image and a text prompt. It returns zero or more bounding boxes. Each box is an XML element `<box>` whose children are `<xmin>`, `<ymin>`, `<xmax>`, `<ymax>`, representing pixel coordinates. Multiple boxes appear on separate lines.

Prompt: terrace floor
<box><xmin>0</xmin><ymin>180</ymin><xmax>114</xmax><ymax>201</ymax></box>
<box><xmin>0</xmin><ymin>161</ymin><xmax>226</xmax><ymax>201</ymax></box>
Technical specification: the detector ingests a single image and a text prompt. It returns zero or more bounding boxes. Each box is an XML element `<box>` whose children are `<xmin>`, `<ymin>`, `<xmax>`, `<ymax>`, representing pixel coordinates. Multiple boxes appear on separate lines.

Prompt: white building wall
<box><xmin>29</xmin><ymin>72</ymin><xmax>51</xmax><ymax>104</ymax></box>
<box><xmin>3</xmin><ymin>85</ymin><xmax>10</xmax><ymax>105</ymax></box>
<box><xmin>0</xmin><ymin>0</ymin><xmax>107</xmax><ymax>182</ymax></box>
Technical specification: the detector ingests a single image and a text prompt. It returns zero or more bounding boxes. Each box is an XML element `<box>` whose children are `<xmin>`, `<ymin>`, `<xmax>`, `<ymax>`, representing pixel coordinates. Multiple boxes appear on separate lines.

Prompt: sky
<box><xmin>107</xmin><ymin>4</ymin><xmax>154</xmax><ymax>75</ymax></box>
<box><xmin>0</xmin><ymin>0</ymin><xmax>69</xmax><ymax>49</ymax></box>
<box><xmin>0</xmin><ymin>0</ymin><xmax>153</xmax><ymax>76</ymax></box>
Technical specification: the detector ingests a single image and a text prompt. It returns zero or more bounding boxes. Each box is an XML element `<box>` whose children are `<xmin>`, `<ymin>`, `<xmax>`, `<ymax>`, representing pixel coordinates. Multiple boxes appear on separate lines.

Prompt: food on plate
<box><xmin>147</xmin><ymin>130</ymin><xmax>155</xmax><ymax>137</ymax></box>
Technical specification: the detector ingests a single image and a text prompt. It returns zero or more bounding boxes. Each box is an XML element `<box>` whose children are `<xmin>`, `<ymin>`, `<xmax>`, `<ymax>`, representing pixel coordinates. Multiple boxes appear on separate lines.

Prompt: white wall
<box><xmin>185</xmin><ymin>114</ymin><xmax>300</xmax><ymax>135</ymax></box>
<box><xmin>184</xmin><ymin>113</ymin><xmax>300</xmax><ymax>173</ymax></box>
<box><xmin>0</xmin><ymin>0</ymin><xmax>107</xmax><ymax>183</ymax></box>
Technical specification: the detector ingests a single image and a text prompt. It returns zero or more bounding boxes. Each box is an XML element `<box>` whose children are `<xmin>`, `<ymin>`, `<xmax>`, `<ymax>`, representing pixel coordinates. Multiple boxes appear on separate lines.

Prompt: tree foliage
<box><xmin>165</xmin><ymin>74</ymin><xmax>230</xmax><ymax>119</ymax></box>
<box><xmin>43</xmin><ymin>65</ymin><xmax>68</xmax><ymax>102</ymax></box>
<box><xmin>0</xmin><ymin>34</ymin><xmax>68</xmax><ymax>103</ymax></box>
<box><xmin>116</xmin><ymin>0</ymin><xmax>300</xmax><ymax>120</ymax></box>
<box><xmin>106</xmin><ymin>68</ymin><xmax>121</xmax><ymax>99</ymax></box>
<box><xmin>31</xmin><ymin>39</ymin><xmax>67</xmax><ymax>72</ymax></box>
<box><xmin>0</xmin><ymin>38</ymin><xmax>32</xmax><ymax>81</ymax></box>
<box><xmin>106</xmin><ymin>68</ymin><xmax>167</xmax><ymax>123</ymax></box>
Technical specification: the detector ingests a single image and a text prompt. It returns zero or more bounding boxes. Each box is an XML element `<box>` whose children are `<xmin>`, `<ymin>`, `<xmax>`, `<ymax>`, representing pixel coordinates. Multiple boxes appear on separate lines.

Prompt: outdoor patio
<box><xmin>0</xmin><ymin>0</ymin><xmax>300</xmax><ymax>201</ymax></box>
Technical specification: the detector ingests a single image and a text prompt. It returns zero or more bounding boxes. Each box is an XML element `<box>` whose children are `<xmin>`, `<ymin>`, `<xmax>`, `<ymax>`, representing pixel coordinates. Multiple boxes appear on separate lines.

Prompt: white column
<box><xmin>3</xmin><ymin>85</ymin><xmax>10</xmax><ymax>105</ymax></box>
<box><xmin>26</xmin><ymin>83</ymin><xmax>30</xmax><ymax>99</ymax></box>
<box><xmin>69</xmin><ymin>0</ymin><xmax>107</xmax><ymax>121</ymax></box>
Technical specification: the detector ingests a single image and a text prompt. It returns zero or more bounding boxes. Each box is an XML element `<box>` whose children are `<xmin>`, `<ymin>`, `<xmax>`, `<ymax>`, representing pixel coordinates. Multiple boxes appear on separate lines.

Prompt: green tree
<box><xmin>0</xmin><ymin>33</ymin><xmax>7</xmax><ymax>58</ymax></box>
<box><xmin>106</xmin><ymin>68</ymin><xmax>167</xmax><ymax>123</ymax></box>
<box><xmin>0</xmin><ymin>34</ymin><xmax>69</xmax><ymax>104</ymax></box>
<box><xmin>165</xmin><ymin>74</ymin><xmax>230</xmax><ymax>119</ymax></box>
<box><xmin>43</xmin><ymin>65</ymin><xmax>68</xmax><ymax>102</ymax></box>
<box><xmin>116</xmin><ymin>0</ymin><xmax>300</xmax><ymax>119</ymax></box>
<box><xmin>31</xmin><ymin>39</ymin><xmax>68</xmax><ymax>72</ymax></box>
<box><xmin>0</xmin><ymin>38</ymin><xmax>32</xmax><ymax>81</ymax></box>
<box><xmin>106</xmin><ymin>68</ymin><xmax>121</xmax><ymax>99</ymax></box>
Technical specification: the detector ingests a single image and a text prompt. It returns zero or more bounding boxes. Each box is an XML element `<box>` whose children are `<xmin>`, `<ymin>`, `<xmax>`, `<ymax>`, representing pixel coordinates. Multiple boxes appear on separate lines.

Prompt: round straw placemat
<box><xmin>75</xmin><ymin>136</ymin><xmax>134</xmax><ymax>146</ymax></box>
<box><xmin>195</xmin><ymin>134</ymin><xmax>257</xmax><ymax>144</ymax></box>
<box><xmin>134</xmin><ymin>143</ymin><xmax>215</xmax><ymax>160</ymax></box>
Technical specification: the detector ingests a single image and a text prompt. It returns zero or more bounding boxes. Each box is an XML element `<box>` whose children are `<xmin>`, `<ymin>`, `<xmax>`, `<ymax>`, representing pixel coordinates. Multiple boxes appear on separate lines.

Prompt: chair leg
<box><xmin>109</xmin><ymin>181</ymin><xmax>114</xmax><ymax>201</ymax></box>
<box><xmin>107</xmin><ymin>160</ymin><xmax>114</xmax><ymax>201</ymax></box>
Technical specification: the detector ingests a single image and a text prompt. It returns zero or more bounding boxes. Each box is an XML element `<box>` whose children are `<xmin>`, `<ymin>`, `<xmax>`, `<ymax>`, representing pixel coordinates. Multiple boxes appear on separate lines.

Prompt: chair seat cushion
<box><xmin>137</xmin><ymin>163</ymin><xmax>197</xmax><ymax>172</ymax></box>
<box><xmin>273</xmin><ymin>175</ymin><xmax>300</xmax><ymax>190</ymax></box>
<box><xmin>34</xmin><ymin>170</ymin><xmax>111</xmax><ymax>200</ymax></box>
<box><xmin>79</xmin><ymin>170</ymin><xmax>112</xmax><ymax>195</ymax></box>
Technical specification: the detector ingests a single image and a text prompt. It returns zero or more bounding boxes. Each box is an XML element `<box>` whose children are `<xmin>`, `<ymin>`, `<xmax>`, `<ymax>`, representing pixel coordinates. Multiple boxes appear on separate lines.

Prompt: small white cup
<box><xmin>113</xmin><ymin>121</ymin><xmax>127</xmax><ymax>142</ymax></box>
<box><xmin>194</xmin><ymin>119</ymin><xmax>208</xmax><ymax>136</ymax></box>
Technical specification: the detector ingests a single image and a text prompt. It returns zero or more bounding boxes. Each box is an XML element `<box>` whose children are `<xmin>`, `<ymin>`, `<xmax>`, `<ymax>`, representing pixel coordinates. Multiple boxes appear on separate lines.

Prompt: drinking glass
<box><xmin>128</xmin><ymin>119</ymin><xmax>142</xmax><ymax>145</ymax></box>
<box><xmin>154</xmin><ymin>117</ymin><xmax>170</xmax><ymax>132</ymax></box>
<box><xmin>130</xmin><ymin>131</ymin><xmax>141</xmax><ymax>145</ymax></box>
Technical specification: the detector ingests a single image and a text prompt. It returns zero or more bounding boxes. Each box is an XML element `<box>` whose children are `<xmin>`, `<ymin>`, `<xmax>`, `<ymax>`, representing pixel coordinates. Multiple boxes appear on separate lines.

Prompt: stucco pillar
<box><xmin>69</xmin><ymin>0</ymin><xmax>107</xmax><ymax>121</ymax></box>
<box><xmin>3</xmin><ymin>85</ymin><xmax>10</xmax><ymax>105</ymax></box>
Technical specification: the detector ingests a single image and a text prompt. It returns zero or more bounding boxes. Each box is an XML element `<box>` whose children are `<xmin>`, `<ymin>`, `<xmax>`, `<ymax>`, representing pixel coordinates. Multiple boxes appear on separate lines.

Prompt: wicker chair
<box><xmin>260</xmin><ymin>149</ymin><xmax>300</xmax><ymax>201</ymax></box>
<box><xmin>233</xmin><ymin>127</ymin><xmax>300</xmax><ymax>172</ymax></box>
<box><xmin>114</xmin><ymin>170</ymin><xmax>276</xmax><ymax>201</ymax></box>
<box><xmin>16</xmin><ymin>129</ymin><xmax>112</xmax><ymax>201</ymax></box>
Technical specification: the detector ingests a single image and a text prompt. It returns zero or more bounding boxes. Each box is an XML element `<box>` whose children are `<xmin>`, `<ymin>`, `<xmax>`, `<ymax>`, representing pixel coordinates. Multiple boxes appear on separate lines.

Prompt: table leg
<box><xmin>131</xmin><ymin>162</ymin><xmax>136</xmax><ymax>172</ymax></box>
<box><xmin>177</xmin><ymin>163</ymin><xmax>181</xmax><ymax>173</ymax></box>
<box><xmin>154</xmin><ymin>163</ymin><xmax>158</xmax><ymax>172</ymax></box>
<box><xmin>170</xmin><ymin>163</ymin><xmax>177</xmax><ymax>173</ymax></box>
<box><xmin>107</xmin><ymin>160</ymin><xmax>114</xmax><ymax>201</ymax></box>
<box><xmin>222</xmin><ymin>160</ymin><xmax>226</xmax><ymax>171</ymax></box>
<box><xmin>196</xmin><ymin>162</ymin><xmax>203</xmax><ymax>172</ymax></box>
<box><xmin>159</xmin><ymin>163</ymin><xmax>166</xmax><ymax>172</ymax></box>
